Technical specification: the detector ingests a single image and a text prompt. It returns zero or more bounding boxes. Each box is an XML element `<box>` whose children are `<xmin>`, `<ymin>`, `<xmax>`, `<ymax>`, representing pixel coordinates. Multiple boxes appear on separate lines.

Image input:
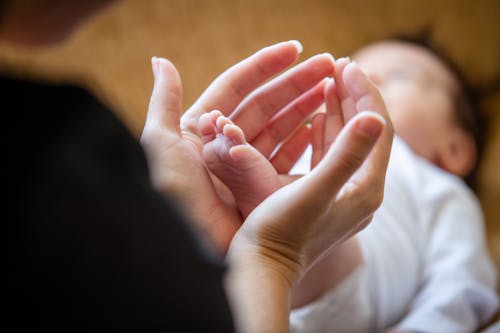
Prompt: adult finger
<box><xmin>323</xmin><ymin>77</ymin><xmax>344</xmax><ymax>148</ymax></box>
<box><xmin>333</xmin><ymin>57</ymin><xmax>357</xmax><ymax>122</ymax></box>
<box><xmin>181</xmin><ymin>40</ymin><xmax>303</xmax><ymax>133</ymax></box>
<box><xmin>250</xmin><ymin>80</ymin><xmax>325</xmax><ymax>157</ymax></box>
<box><xmin>243</xmin><ymin>111</ymin><xmax>385</xmax><ymax>264</ymax></box>
<box><xmin>271</xmin><ymin>125</ymin><xmax>311</xmax><ymax>174</ymax></box>
<box><xmin>144</xmin><ymin>57</ymin><xmax>183</xmax><ymax>135</ymax></box>
<box><xmin>231</xmin><ymin>53</ymin><xmax>334</xmax><ymax>141</ymax></box>
<box><xmin>307</xmin><ymin>111</ymin><xmax>386</xmax><ymax>199</ymax></box>
<box><xmin>310</xmin><ymin>112</ymin><xmax>326</xmax><ymax>169</ymax></box>
<box><xmin>341</xmin><ymin>61</ymin><xmax>394</xmax><ymax>193</ymax></box>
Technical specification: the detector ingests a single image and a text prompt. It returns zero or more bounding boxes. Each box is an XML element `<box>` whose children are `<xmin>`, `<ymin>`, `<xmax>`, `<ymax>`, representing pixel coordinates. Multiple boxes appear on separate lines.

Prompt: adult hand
<box><xmin>141</xmin><ymin>41</ymin><xmax>335</xmax><ymax>254</ymax></box>
<box><xmin>225</xmin><ymin>59</ymin><xmax>394</xmax><ymax>333</ymax></box>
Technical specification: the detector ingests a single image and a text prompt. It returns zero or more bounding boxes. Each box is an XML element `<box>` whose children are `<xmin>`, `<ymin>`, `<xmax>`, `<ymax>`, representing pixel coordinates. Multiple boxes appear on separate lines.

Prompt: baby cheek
<box><xmin>388</xmin><ymin>97</ymin><xmax>438</xmax><ymax>158</ymax></box>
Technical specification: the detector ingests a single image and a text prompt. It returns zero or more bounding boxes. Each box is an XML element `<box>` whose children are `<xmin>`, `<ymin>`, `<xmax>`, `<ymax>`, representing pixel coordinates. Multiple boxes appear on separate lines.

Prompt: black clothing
<box><xmin>5</xmin><ymin>76</ymin><xmax>234</xmax><ymax>331</ymax></box>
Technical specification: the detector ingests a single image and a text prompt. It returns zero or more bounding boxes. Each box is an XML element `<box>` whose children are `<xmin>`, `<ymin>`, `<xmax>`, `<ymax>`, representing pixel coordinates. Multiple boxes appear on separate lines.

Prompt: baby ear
<box><xmin>437</xmin><ymin>129</ymin><xmax>477</xmax><ymax>178</ymax></box>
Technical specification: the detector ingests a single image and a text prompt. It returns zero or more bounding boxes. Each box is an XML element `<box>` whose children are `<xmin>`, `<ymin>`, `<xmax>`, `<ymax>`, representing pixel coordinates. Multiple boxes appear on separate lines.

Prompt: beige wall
<box><xmin>1</xmin><ymin>1</ymin><xmax>498</xmax><ymax>132</ymax></box>
<box><xmin>1</xmin><ymin>0</ymin><xmax>499</xmax><ymax>306</ymax></box>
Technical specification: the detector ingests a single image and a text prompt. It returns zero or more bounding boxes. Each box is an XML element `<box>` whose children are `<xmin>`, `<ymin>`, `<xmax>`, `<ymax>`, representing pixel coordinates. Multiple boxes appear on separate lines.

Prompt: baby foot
<box><xmin>199</xmin><ymin>110</ymin><xmax>282</xmax><ymax>218</ymax></box>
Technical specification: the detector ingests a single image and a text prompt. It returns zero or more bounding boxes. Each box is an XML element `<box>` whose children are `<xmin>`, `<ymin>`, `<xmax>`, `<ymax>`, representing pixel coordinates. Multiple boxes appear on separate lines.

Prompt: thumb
<box><xmin>309</xmin><ymin>111</ymin><xmax>386</xmax><ymax>196</ymax></box>
<box><xmin>146</xmin><ymin>57</ymin><xmax>183</xmax><ymax>132</ymax></box>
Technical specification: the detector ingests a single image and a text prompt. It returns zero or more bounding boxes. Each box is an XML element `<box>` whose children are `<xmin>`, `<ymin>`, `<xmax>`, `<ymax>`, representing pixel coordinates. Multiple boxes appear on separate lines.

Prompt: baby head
<box><xmin>353</xmin><ymin>40</ymin><xmax>482</xmax><ymax>183</ymax></box>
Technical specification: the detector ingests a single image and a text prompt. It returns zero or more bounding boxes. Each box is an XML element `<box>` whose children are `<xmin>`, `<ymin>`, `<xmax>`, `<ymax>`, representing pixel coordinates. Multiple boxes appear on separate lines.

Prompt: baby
<box><xmin>289</xmin><ymin>40</ymin><xmax>499</xmax><ymax>333</ymax></box>
<box><xmin>199</xmin><ymin>41</ymin><xmax>499</xmax><ymax>332</ymax></box>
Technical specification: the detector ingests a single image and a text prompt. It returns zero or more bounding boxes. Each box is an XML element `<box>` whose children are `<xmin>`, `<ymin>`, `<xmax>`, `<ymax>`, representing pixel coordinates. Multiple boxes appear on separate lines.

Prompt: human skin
<box><xmin>196</xmin><ymin>58</ymin><xmax>389</xmax><ymax>224</ymax></box>
<box><xmin>197</xmin><ymin>57</ymin><xmax>392</xmax><ymax>310</ymax></box>
<box><xmin>354</xmin><ymin>41</ymin><xmax>476</xmax><ymax>177</ymax></box>
<box><xmin>143</xmin><ymin>47</ymin><xmax>337</xmax><ymax>253</ymax></box>
<box><xmin>224</xmin><ymin>60</ymin><xmax>390</xmax><ymax>333</ymax></box>
<box><xmin>198</xmin><ymin>110</ymin><xmax>283</xmax><ymax>219</ymax></box>
<box><xmin>146</xmin><ymin>55</ymin><xmax>392</xmax><ymax>332</ymax></box>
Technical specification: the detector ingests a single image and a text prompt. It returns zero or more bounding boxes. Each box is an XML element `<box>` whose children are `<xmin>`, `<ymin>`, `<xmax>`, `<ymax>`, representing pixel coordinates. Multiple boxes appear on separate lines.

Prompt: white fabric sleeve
<box><xmin>290</xmin><ymin>266</ymin><xmax>375</xmax><ymax>333</ymax></box>
<box><xmin>395</xmin><ymin>181</ymin><xmax>499</xmax><ymax>333</ymax></box>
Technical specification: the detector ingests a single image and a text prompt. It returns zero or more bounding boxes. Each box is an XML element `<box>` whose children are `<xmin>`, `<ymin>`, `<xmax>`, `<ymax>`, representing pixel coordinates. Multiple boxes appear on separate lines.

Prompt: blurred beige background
<box><xmin>1</xmin><ymin>0</ymin><xmax>499</xmax><ymax>321</ymax></box>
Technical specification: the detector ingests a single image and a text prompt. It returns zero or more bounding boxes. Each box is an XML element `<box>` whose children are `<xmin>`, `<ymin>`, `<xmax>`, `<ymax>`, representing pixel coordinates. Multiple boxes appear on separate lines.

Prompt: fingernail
<box><xmin>289</xmin><ymin>40</ymin><xmax>303</xmax><ymax>53</ymax></box>
<box><xmin>323</xmin><ymin>77</ymin><xmax>335</xmax><ymax>94</ymax></box>
<box><xmin>322</xmin><ymin>52</ymin><xmax>335</xmax><ymax>63</ymax></box>
<box><xmin>356</xmin><ymin>111</ymin><xmax>386</xmax><ymax>139</ymax></box>
<box><xmin>151</xmin><ymin>56</ymin><xmax>159</xmax><ymax>78</ymax></box>
<box><xmin>337</xmin><ymin>57</ymin><xmax>351</xmax><ymax>63</ymax></box>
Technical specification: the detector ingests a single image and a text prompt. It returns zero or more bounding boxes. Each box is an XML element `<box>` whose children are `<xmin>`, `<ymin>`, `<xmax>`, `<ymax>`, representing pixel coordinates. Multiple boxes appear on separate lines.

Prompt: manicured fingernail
<box><xmin>356</xmin><ymin>111</ymin><xmax>386</xmax><ymax>139</ymax></box>
<box><xmin>336</xmin><ymin>57</ymin><xmax>350</xmax><ymax>64</ymax></box>
<box><xmin>289</xmin><ymin>40</ymin><xmax>303</xmax><ymax>53</ymax></box>
<box><xmin>322</xmin><ymin>52</ymin><xmax>335</xmax><ymax>63</ymax></box>
<box><xmin>151</xmin><ymin>56</ymin><xmax>159</xmax><ymax>78</ymax></box>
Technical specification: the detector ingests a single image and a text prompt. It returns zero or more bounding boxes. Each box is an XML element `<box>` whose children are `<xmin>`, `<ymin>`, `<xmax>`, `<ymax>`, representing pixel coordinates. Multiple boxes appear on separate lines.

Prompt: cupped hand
<box><xmin>228</xmin><ymin>59</ymin><xmax>394</xmax><ymax>284</ymax></box>
<box><xmin>140</xmin><ymin>41</ymin><xmax>335</xmax><ymax>254</ymax></box>
<box><xmin>225</xmin><ymin>60</ymin><xmax>392</xmax><ymax>331</ymax></box>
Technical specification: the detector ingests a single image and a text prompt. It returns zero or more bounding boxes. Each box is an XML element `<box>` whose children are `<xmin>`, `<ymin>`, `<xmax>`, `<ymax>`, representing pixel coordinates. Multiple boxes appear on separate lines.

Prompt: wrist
<box><xmin>227</xmin><ymin>231</ymin><xmax>303</xmax><ymax>287</ymax></box>
<box><xmin>224</xmin><ymin>233</ymin><xmax>303</xmax><ymax>333</ymax></box>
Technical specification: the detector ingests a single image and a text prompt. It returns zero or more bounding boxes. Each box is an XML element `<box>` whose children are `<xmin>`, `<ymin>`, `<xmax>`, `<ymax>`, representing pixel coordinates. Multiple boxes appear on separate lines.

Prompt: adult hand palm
<box><xmin>141</xmin><ymin>58</ymin><xmax>241</xmax><ymax>254</ymax></box>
